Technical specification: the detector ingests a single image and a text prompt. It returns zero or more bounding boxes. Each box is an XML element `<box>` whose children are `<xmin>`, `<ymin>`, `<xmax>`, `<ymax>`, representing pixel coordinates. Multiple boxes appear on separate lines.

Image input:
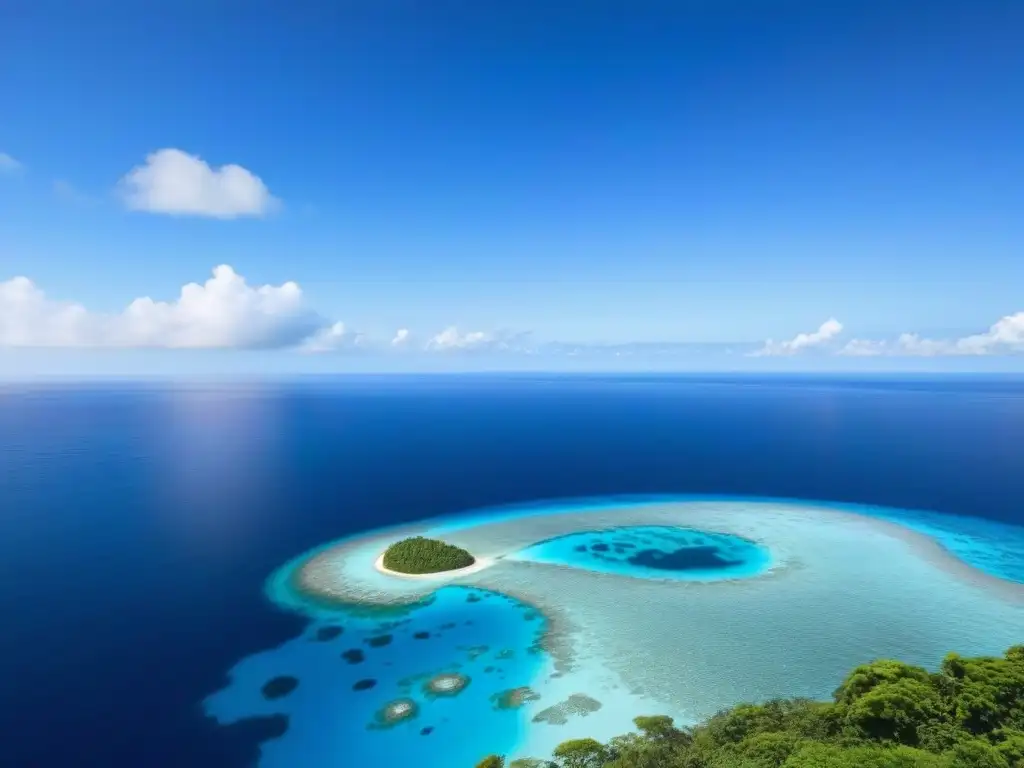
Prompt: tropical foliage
<box><xmin>381</xmin><ymin>536</ymin><xmax>475</xmax><ymax>574</ymax></box>
<box><xmin>477</xmin><ymin>645</ymin><xmax>1024</xmax><ymax>768</ymax></box>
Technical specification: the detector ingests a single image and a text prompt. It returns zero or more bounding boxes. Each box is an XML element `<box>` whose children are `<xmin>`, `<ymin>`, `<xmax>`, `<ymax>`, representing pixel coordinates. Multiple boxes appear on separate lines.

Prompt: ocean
<box><xmin>3</xmin><ymin>374</ymin><xmax>1024</xmax><ymax>767</ymax></box>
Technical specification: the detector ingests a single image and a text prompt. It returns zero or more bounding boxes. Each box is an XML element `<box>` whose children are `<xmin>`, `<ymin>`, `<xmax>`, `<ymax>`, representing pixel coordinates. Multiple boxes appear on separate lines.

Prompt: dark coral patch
<box><xmin>342</xmin><ymin>649</ymin><xmax>366</xmax><ymax>664</ymax></box>
<box><xmin>261</xmin><ymin>675</ymin><xmax>298</xmax><ymax>700</ymax></box>
<box><xmin>413</xmin><ymin>631</ymin><xmax>430</xmax><ymax>640</ymax></box>
<box><xmin>353</xmin><ymin>678</ymin><xmax>377</xmax><ymax>691</ymax></box>
<box><xmin>466</xmin><ymin>593</ymin><xmax>482</xmax><ymax>603</ymax></box>
<box><xmin>420</xmin><ymin>726</ymin><xmax>434</xmax><ymax>736</ymax></box>
<box><xmin>628</xmin><ymin>545</ymin><xmax>741</xmax><ymax>571</ymax></box>
<box><xmin>366</xmin><ymin>634</ymin><xmax>393</xmax><ymax>648</ymax></box>
<box><xmin>313</xmin><ymin>626</ymin><xmax>343</xmax><ymax>642</ymax></box>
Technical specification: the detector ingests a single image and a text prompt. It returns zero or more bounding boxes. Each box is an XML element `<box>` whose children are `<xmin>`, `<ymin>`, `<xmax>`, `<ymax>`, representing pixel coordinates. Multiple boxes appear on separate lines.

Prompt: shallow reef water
<box><xmin>204</xmin><ymin>497</ymin><xmax>1024</xmax><ymax>767</ymax></box>
<box><xmin>513</xmin><ymin>525</ymin><xmax>771</xmax><ymax>580</ymax></box>
<box><xmin>204</xmin><ymin>586</ymin><xmax>549</xmax><ymax>767</ymax></box>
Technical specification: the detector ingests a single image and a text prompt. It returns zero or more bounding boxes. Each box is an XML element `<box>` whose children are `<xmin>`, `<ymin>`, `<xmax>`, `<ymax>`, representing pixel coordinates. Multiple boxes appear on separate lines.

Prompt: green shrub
<box><xmin>381</xmin><ymin>536</ymin><xmax>475</xmax><ymax>574</ymax></box>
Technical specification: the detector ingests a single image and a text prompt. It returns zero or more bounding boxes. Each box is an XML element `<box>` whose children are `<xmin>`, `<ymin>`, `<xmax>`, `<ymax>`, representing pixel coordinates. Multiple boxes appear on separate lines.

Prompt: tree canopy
<box><xmin>381</xmin><ymin>536</ymin><xmax>475</xmax><ymax>574</ymax></box>
<box><xmin>477</xmin><ymin>645</ymin><xmax>1024</xmax><ymax>768</ymax></box>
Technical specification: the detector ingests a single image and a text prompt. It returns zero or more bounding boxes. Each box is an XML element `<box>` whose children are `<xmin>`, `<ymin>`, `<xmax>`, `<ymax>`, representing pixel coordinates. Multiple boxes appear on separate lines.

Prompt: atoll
<box><xmin>232</xmin><ymin>498</ymin><xmax>1024</xmax><ymax>768</ymax></box>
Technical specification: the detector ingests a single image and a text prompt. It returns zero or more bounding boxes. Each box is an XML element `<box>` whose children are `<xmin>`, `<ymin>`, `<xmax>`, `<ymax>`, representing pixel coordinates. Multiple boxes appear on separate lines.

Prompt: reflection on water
<box><xmin>153</xmin><ymin>387</ymin><xmax>285</xmax><ymax>552</ymax></box>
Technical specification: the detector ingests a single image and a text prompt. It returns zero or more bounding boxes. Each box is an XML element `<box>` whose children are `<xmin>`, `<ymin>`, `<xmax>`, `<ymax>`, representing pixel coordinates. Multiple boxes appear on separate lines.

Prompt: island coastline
<box><xmin>373</xmin><ymin>552</ymin><xmax>499</xmax><ymax>580</ymax></box>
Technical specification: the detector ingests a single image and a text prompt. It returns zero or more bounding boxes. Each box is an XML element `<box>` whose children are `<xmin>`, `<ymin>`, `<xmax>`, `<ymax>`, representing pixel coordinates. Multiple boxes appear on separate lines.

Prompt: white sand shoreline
<box><xmin>372</xmin><ymin>552</ymin><xmax>499</xmax><ymax>580</ymax></box>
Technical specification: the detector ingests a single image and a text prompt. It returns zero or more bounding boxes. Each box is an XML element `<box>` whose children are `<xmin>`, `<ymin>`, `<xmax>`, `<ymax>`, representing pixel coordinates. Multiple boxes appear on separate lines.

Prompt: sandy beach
<box><xmin>372</xmin><ymin>552</ymin><xmax>499</xmax><ymax>580</ymax></box>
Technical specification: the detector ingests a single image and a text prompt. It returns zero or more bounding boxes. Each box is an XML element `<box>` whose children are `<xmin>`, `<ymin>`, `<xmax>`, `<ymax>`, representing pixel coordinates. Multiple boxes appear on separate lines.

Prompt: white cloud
<box><xmin>425</xmin><ymin>326</ymin><xmax>492</xmax><ymax>351</ymax></box>
<box><xmin>0</xmin><ymin>153</ymin><xmax>23</xmax><ymax>173</ymax></box>
<box><xmin>118</xmin><ymin>149</ymin><xmax>279</xmax><ymax>219</ymax></box>
<box><xmin>296</xmin><ymin>322</ymin><xmax>347</xmax><ymax>353</ymax></box>
<box><xmin>839</xmin><ymin>333</ymin><xmax>961</xmax><ymax>358</ymax></box>
<box><xmin>841</xmin><ymin>312</ymin><xmax>1024</xmax><ymax>358</ymax></box>
<box><xmin>391</xmin><ymin>328</ymin><xmax>410</xmax><ymax>347</ymax></box>
<box><xmin>0</xmin><ymin>277</ymin><xmax>96</xmax><ymax>346</ymax></box>
<box><xmin>297</xmin><ymin>322</ymin><xmax>369</xmax><ymax>353</ymax></box>
<box><xmin>837</xmin><ymin>338</ymin><xmax>889</xmax><ymax>357</ymax></box>
<box><xmin>956</xmin><ymin>312</ymin><xmax>1024</xmax><ymax>354</ymax></box>
<box><xmin>0</xmin><ymin>265</ymin><xmax>320</xmax><ymax>349</ymax></box>
<box><xmin>751</xmin><ymin>318</ymin><xmax>844</xmax><ymax>357</ymax></box>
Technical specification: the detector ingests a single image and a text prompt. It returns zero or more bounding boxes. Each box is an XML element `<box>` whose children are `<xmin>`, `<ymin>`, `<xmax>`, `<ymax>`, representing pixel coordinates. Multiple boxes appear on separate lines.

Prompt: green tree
<box><xmin>949</xmin><ymin>740</ymin><xmax>1010</xmax><ymax>768</ymax></box>
<box><xmin>844</xmin><ymin>678</ymin><xmax>947</xmax><ymax>745</ymax></box>
<box><xmin>834</xmin><ymin>660</ymin><xmax>934</xmax><ymax>707</ymax></box>
<box><xmin>1004</xmin><ymin>646</ymin><xmax>1024</xmax><ymax>665</ymax></box>
<box><xmin>991</xmin><ymin>728</ymin><xmax>1024</xmax><ymax>765</ymax></box>
<box><xmin>552</xmin><ymin>737</ymin><xmax>608</xmax><ymax>768</ymax></box>
<box><xmin>783</xmin><ymin>743</ymin><xmax>948</xmax><ymax>768</ymax></box>
<box><xmin>730</xmin><ymin>732</ymin><xmax>802</xmax><ymax>768</ymax></box>
<box><xmin>381</xmin><ymin>536</ymin><xmax>475</xmax><ymax>574</ymax></box>
<box><xmin>476</xmin><ymin>756</ymin><xmax>506</xmax><ymax>768</ymax></box>
<box><xmin>940</xmin><ymin>654</ymin><xmax>1024</xmax><ymax>736</ymax></box>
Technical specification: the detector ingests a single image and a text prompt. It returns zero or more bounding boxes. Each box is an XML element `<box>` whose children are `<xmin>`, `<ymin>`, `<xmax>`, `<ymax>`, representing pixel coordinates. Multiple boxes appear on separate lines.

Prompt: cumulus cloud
<box><xmin>0</xmin><ymin>265</ymin><xmax>320</xmax><ymax>348</ymax></box>
<box><xmin>840</xmin><ymin>312</ymin><xmax>1024</xmax><ymax>358</ymax></box>
<box><xmin>0</xmin><ymin>152</ymin><xmax>23</xmax><ymax>173</ymax></box>
<box><xmin>750</xmin><ymin>318</ymin><xmax>844</xmax><ymax>357</ymax></box>
<box><xmin>297</xmin><ymin>322</ymin><xmax>370</xmax><ymax>353</ymax></box>
<box><xmin>391</xmin><ymin>328</ymin><xmax>410</xmax><ymax>347</ymax></box>
<box><xmin>425</xmin><ymin>326</ymin><xmax>492</xmax><ymax>351</ymax></box>
<box><xmin>837</xmin><ymin>338</ymin><xmax>890</xmax><ymax>357</ymax></box>
<box><xmin>0</xmin><ymin>277</ymin><xmax>95</xmax><ymax>346</ymax></box>
<box><xmin>296</xmin><ymin>322</ymin><xmax>347</xmax><ymax>353</ymax></box>
<box><xmin>118</xmin><ymin>149</ymin><xmax>279</xmax><ymax>219</ymax></box>
<box><xmin>957</xmin><ymin>311</ymin><xmax>1024</xmax><ymax>354</ymax></box>
<box><xmin>421</xmin><ymin>326</ymin><xmax>537</xmax><ymax>354</ymax></box>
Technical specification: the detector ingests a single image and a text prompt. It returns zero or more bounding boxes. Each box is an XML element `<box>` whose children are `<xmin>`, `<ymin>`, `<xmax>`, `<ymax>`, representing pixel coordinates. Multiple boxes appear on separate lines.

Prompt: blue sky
<box><xmin>1</xmin><ymin>0</ymin><xmax>1022</xmax><ymax>374</ymax></box>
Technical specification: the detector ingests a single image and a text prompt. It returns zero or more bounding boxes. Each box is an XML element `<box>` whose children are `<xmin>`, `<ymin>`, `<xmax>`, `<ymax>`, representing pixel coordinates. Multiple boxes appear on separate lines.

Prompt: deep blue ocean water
<box><xmin>3</xmin><ymin>374</ymin><xmax>1024</xmax><ymax>767</ymax></box>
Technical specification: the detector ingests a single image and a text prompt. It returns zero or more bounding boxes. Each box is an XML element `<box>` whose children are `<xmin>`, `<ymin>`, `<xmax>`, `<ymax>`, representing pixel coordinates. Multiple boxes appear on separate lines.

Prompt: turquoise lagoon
<box><xmin>512</xmin><ymin>525</ymin><xmax>771</xmax><ymax>581</ymax></box>
<box><xmin>204</xmin><ymin>497</ymin><xmax>1024</xmax><ymax>767</ymax></box>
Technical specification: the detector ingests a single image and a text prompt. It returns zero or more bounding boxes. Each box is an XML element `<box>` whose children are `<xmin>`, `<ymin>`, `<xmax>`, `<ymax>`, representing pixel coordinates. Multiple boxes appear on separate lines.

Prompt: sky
<box><xmin>1</xmin><ymin>0</ymin><xmax>1022</xmax><ymax>375</ymax></box>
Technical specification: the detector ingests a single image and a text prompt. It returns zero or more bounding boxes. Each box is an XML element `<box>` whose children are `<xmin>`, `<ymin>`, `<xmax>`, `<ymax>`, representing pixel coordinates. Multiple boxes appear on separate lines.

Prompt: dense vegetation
<box><xmin>381</xmin><ymin>536</ymin><xmax>475</xmax><ymax>574</ymax></box>
<box><xmin>476</xmin><ymin>645</ymin><xmax>1024</xmax><ymax>768</ymax></box>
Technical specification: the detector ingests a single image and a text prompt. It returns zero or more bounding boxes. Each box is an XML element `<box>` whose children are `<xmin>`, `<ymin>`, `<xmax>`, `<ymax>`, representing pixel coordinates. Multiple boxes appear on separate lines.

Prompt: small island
<box><xmin>381</xmin><ymin>536</ymin><xmax>476</xmax><ymax>575</ymax></box>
